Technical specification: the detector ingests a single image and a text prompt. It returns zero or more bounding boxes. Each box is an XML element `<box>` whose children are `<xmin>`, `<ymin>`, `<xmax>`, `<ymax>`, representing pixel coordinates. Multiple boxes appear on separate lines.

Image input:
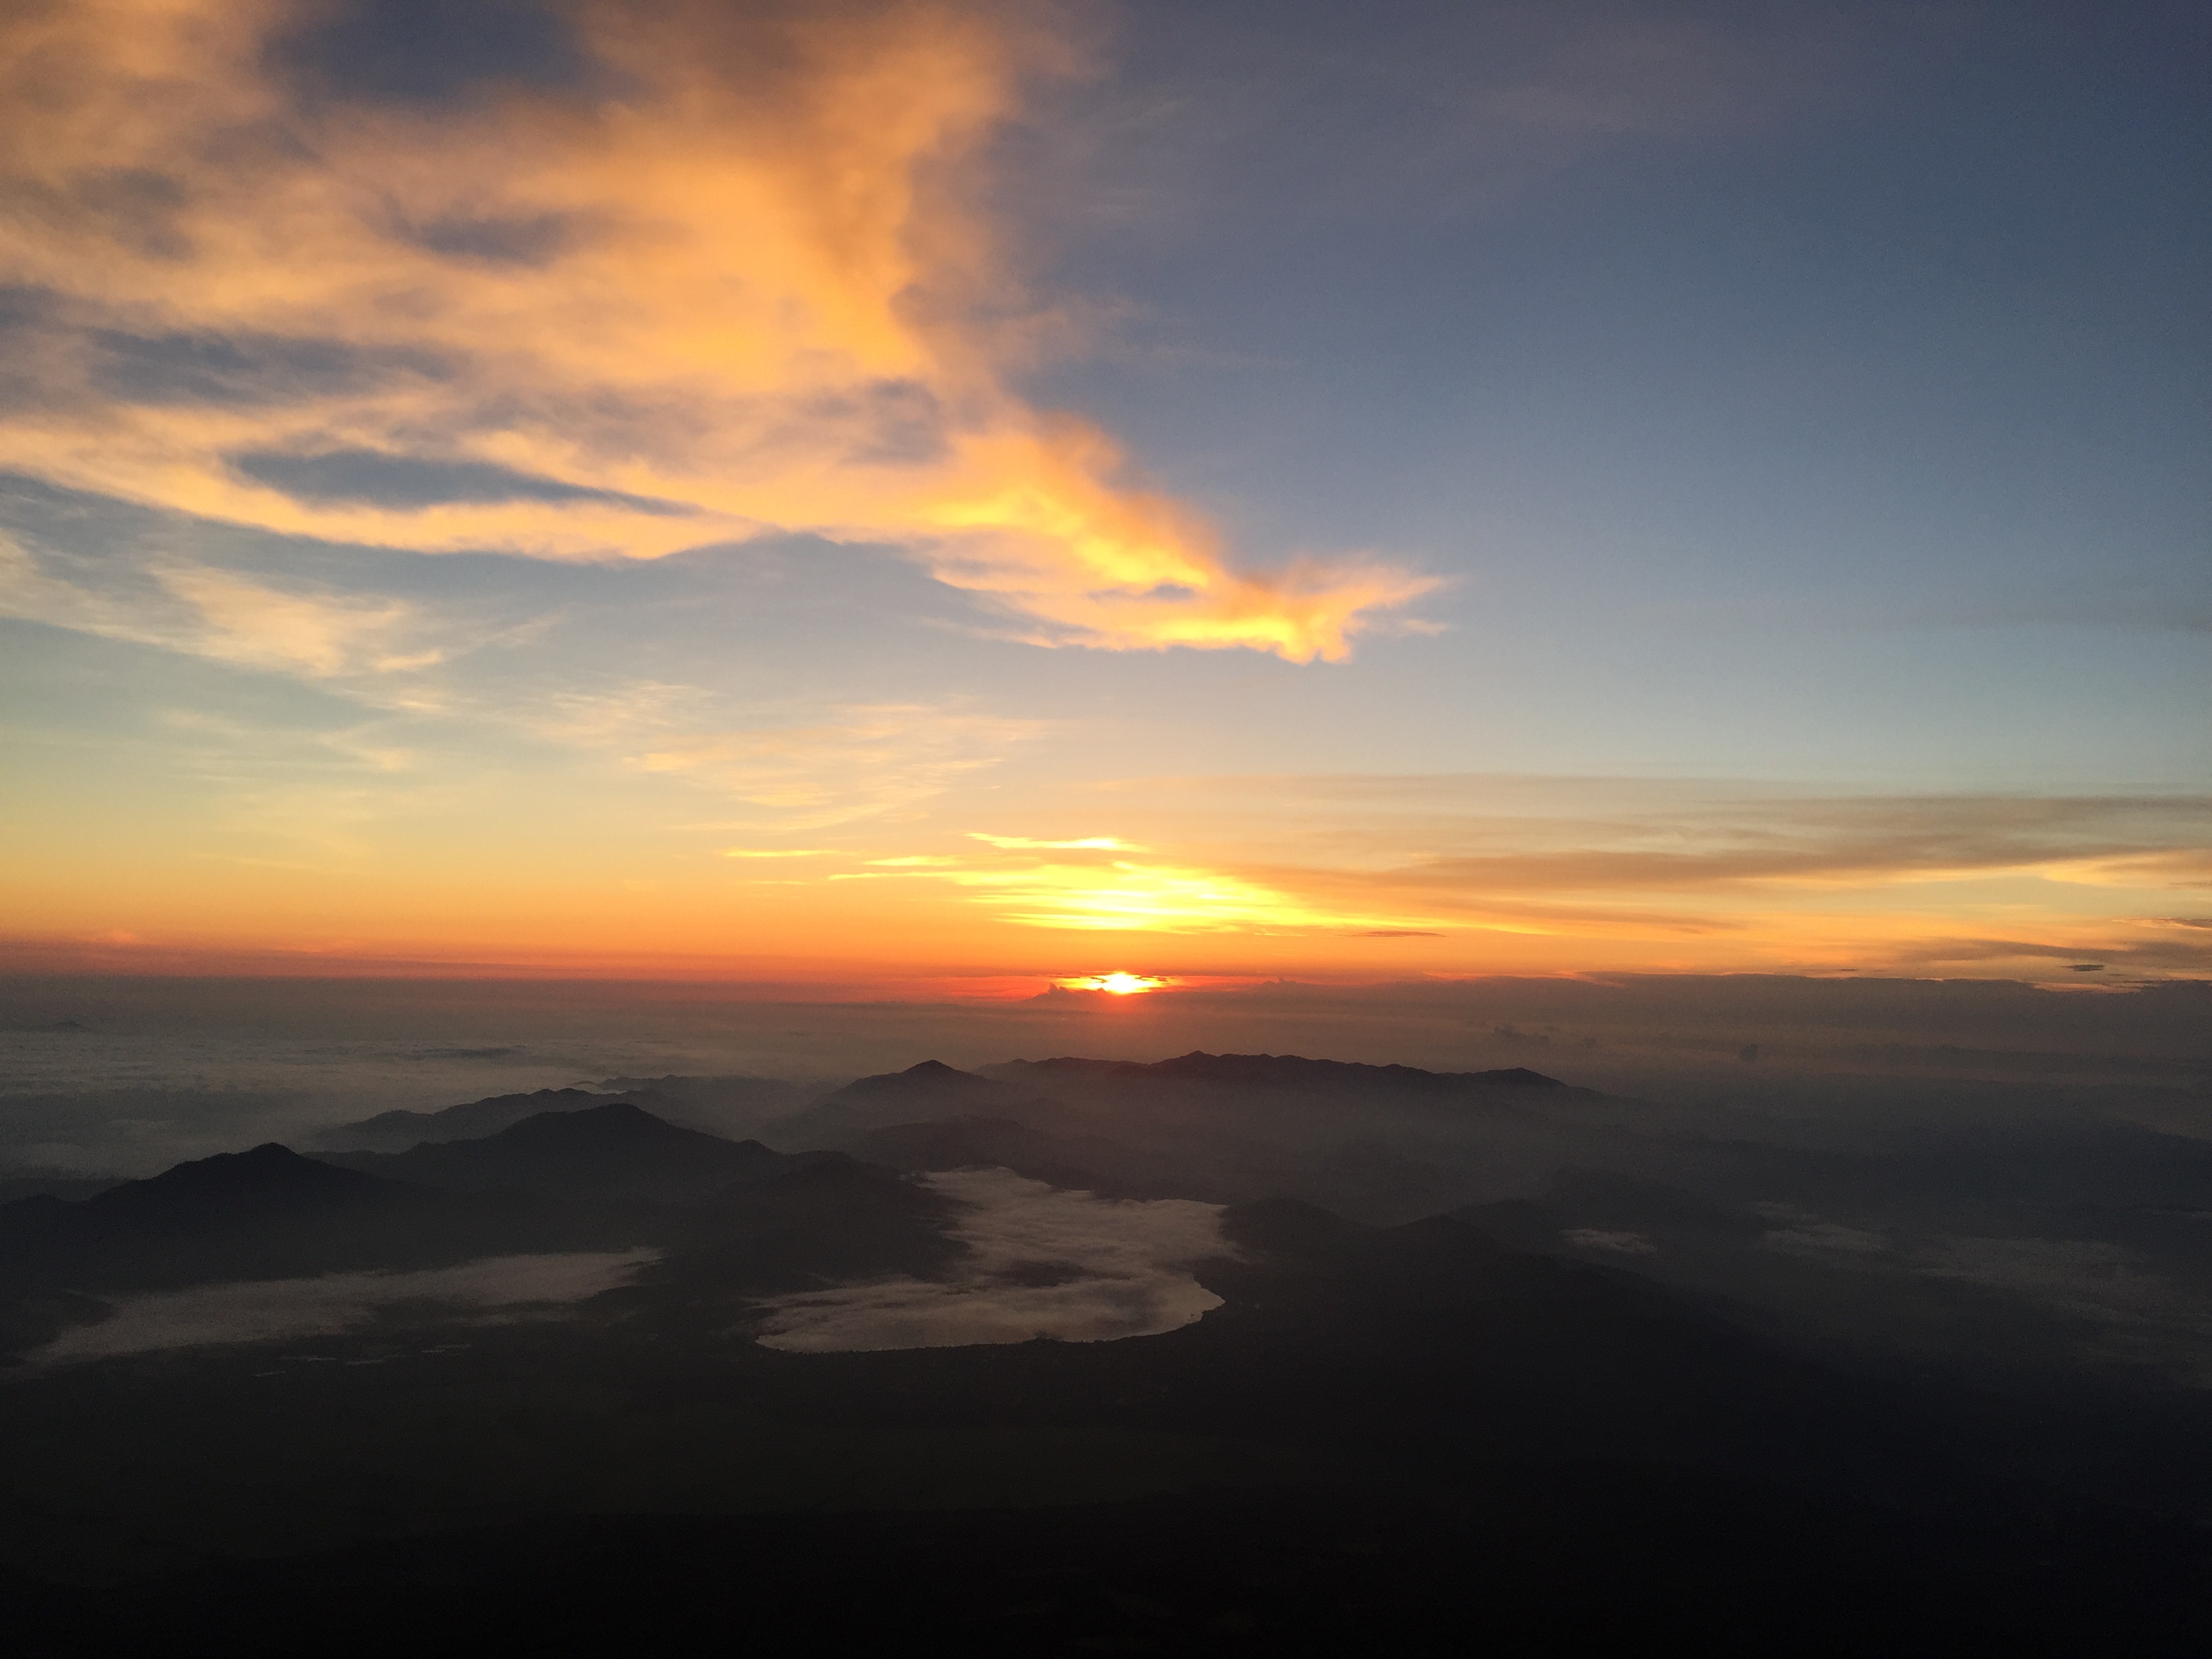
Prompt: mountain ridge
<box><xmin>757</xmin><ymin>1060</ymin><xmax>1065</xmax><ymax>1150</ymax></box>
<box><xmin>323</xmin><ymin>1102</ymin><xmax>794</xmax><ymax>1203</ymax></box>
<box><xmin>318</xmin><ymin>1088</ymin><xmax>632</xmax><ymax>1152</ymax></box>
<box><xmin>989</xmin><ymin>1051</ymin><xmax>1568</xmax><ymax>1096</ymax></box>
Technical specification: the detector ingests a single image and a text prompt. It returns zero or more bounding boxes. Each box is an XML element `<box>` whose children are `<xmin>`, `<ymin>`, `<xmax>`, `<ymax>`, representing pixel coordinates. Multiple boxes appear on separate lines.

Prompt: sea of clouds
<box><xmin>754</xmin><ymin>1168</ymin><xmax>1233</xmax><ymax>1352</ymax></box>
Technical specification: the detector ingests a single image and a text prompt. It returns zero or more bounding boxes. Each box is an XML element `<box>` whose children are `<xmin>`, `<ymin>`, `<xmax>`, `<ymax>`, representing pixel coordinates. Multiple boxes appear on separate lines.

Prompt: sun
<box><xmin>1079</xmin><ymin>971</ymin><xmax>1165</xmax><ymax>996</ymax></box>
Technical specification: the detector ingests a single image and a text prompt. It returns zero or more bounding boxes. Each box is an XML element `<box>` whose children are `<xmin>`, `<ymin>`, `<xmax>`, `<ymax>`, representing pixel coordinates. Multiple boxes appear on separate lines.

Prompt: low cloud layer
<box><xmin>754</xmin><ymin>1166</ymin><xmax>1229</xmax><ymax>1351</ymax></box>
<box><xmin>34</xmin><ymin>1249</ymin><xmax>656</xmax><ymax>1364</ymax></box>
<box><xmin>1761</xmin><ymin>1213</ymin><xmax>2212</xmax><ymax>1382</ymax></box>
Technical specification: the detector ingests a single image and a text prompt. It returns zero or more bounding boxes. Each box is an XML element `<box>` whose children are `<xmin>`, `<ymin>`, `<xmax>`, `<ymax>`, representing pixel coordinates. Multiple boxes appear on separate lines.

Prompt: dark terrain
<box><xmin>3</xmin><ymin>1053</ymin><xmax>2208</xmax><ymax>1653</ymax></box>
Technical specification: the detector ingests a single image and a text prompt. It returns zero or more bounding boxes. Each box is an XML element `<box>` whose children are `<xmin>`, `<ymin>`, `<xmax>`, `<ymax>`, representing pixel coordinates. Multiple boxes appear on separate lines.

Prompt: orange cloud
<box><xmin>0</xmin><ymin>0</ymin><xmax>1431</xmax><ymax>660</ymax></box>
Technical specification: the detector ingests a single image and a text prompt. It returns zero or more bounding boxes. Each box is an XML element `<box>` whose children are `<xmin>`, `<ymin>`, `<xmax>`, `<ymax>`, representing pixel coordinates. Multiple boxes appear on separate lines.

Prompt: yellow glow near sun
<box><xmin>1072</xmin><ymin>971</ymin><xmax>1165</xmax><ymax>995</ymax></box>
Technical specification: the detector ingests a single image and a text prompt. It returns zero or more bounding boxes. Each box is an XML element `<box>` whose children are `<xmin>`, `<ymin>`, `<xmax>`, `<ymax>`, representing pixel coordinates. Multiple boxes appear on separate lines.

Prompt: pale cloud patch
<box><xmin>1750</xmin><ymin>1207</ymin><xmax>2212</xmax><ymax>1378</ymax></box>
<box><xmin>35</xmin><ymin>1250</ymin><xmax>656</xmax><ymax>1364</ymax></box>
<box><xmin>1473</xmin><ymin>13</ymin><xmax>1815</xmax><ymax>145</ymax></box>
<box><xmin>636</xmin><ymin>703</ymin><xmax>1045</xmax><ymax>829</ymax></box>
<box><xmin>754</xmin><ymin>1168</ymin><xmax>1229</xmax><ymax>1353</ymax></box>
<box><xmin>0</xmin><ymin>533</ymin><xmax>441</xmax><ymax>679</ymax></box>
<box><xmin>970</xmin><ymin>832</ymin><xmax>1139</xmax><ymax>851</ymax></box>
<box><xmin>524</xmin><ymin>680</ymin><xmax>715</xmax><ymax>748</ymax></box>
<box><xmin>1914</xmin><ymin>1236</ymin><xmax>2182</xmax><ymax>1329</ymax></box>
<box><xmin>150</xmin><ymin>562</ymin><xmax>433</xmax><ymax>676</ymax></box>
<box><xmin>1561</xmin><ymin>1227</ymin><xmax>1656</xmax><ymax>1256</ymax></box>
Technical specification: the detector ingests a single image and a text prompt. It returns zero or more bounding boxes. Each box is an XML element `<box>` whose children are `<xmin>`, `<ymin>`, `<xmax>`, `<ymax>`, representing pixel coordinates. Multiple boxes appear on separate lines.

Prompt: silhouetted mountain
<box><xmin>318</xmin><ymin>1088</ymin><xmax>629</xmax><ymax>1152</ymax></box>
<box><xmin>7</xmin><ymin>1031</ymin><xmax>2212</xmax><ymax>1650</ymax></box>
<box><xmin>758</xmin><ymin>1060</ymin><xmax>1061</xmax><ymax>1149</ymax></box>
<box><xmin>993</xmin><ymin>1050</ymin><xmax>1565</xmax><ymax>1099</ymax></box>
<box><xmin>32</xmin><ymin>1142</ymin><xmax>379</xmax><ymax>1233</ymax></box>
<box><xmin>5</xmin><ymin>1107</ymin><xmax>2210</xmax><ymax>1648</ymax></box>
<box><xmin>0</xmin><ymin>1170</ymin><xmax>124</xmax><ymax>1205</ymax></box>
<box><xmin>0</xmin><ymin>1144</ymin><xmax>624</xmax><ymax>1355</ymax></box>
<box><xmin>651</xmin><ymin>1151</ymin><xmax>968</xmax><ymax>1299</ymax></box>
<box><xmin>592</xmin><ymin>1074</ymin><xmax>821</xmax><ymax>1139</ymax></box>
<box><xmin>1108</xmin><ymin>1203</ymin><xmax>1974</xmax><ymax>1505</ymax></box>
<box><xmin>324</xmin><ymin>1103</ymin><xmax>793</xmax><ymax>1204</ymax></box>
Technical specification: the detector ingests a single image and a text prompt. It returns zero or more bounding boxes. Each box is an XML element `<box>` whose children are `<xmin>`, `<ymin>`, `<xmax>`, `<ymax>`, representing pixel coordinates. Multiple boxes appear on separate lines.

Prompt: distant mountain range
<box><xmin>990</xmin><ymin>1051</ymin><xmax>1566</xmax><ymax>1096</ymax></box>
<box><xmin>321</xmin><ymin>1076</ymin><xmax>823</xmax><ymax>1153</ymax></box>
<box><xmin>318</xmin><ymin>1086</ymin><xmax>634</xmax><ymax>1151</ymax></box>
<box><xmin>755</xmin><ymin>1058</ymin><xmax>1064</xmax><ymax>1149</ymax></box>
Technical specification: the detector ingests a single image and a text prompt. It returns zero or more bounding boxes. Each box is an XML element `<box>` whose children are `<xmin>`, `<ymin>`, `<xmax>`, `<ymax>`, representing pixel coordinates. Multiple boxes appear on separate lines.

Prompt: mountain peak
<box><xmin>1146</xmin><ymin>1052</ymin><xmax>1566</xmax><ymax>1092</ymax></box>
<box><xmin>837</xmin><ymin>1061</ymin><xmax>1000</xmax><ymax>1097</ymax></box>
<box><xmin>136</xmin><ymin>1142</ymin><xmax>361</xmax><ymax>1190</ymax></box>
<box><xmin>497</xmin><ymin>1101</ymin><xmax>665</xmax><ymax>1136</ymax></box>
<box><xmin>323</xmin><ymin>1102</ymin><xmax>784</xmax><ymax>1203</ymax></box>
<box><xmin>83</xmin><ymin>1142</ymin><xmax>377</xmax><ymax>1227</ymax></box>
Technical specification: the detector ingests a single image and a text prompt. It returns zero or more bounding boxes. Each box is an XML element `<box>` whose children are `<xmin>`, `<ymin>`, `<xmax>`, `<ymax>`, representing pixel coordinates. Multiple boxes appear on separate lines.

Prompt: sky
<box><xmin>0</xmin><ymin>0</ymin><xmax>2206</xmax><ymax>991</ymax></box>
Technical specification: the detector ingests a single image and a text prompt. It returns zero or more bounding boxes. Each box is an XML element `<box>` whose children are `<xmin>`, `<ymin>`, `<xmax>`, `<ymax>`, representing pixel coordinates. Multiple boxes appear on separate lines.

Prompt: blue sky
<box><xmin>0</xmin><ymin>0</ymin><xmax>2204</xmax><ymax>981</ymax></box>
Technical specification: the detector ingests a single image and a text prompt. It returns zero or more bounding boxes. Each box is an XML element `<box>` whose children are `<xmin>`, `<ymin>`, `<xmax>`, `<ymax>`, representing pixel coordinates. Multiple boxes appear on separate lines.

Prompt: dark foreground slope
<box><xmin>4</xmin><ymin>1092</ymin><xmax>2208</xmax><ymax>1655</ymax></box>
<box><xmin>5</xmin><ymin>1179</ymin><xmax>2209</xmax><ymax>1654</ymax></box>
<box><xmin>13</xmin><ymin>1475</ymin><xmax>2202</xmax><ymax>1658</ymax></box>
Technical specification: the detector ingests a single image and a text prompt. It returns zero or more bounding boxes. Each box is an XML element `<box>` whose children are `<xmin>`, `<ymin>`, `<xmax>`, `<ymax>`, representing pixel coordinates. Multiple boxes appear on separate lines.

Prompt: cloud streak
<box><xmin>35</xmin><ymin>1248</ymin><xmax>656</xmax><ymax>1364</ymax></box>
<box><xmin>639</xmin><ymin>702</ymin><xmax>1044</xmax><ymax>827</ymax></box>
<box><xmin>0</xmin><ymin>0</ymin><xmax>1431</xmax><ymax>661</ymax></box>
<box><xmin>753</xmin><ymin>1166</ymin><xmax>1228</xmax><ymax>1351</ymax></box>
<box><xmin>833</xmin><ymin>781</ymin><xmax>2212</xmax><ymax>971</ymax></box>
<box><xmin>0</xmin><ymin>533</ymin><xmax>439</xmax><ymax>677</ymax></box>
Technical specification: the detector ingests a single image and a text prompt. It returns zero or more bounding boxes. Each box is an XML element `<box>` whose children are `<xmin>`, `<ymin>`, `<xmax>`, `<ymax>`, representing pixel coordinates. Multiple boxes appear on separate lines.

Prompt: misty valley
<box><xmin>4</xmin><ymin>1043</ymin><xmax>2209</xmax><ymax>1654</ymax></box>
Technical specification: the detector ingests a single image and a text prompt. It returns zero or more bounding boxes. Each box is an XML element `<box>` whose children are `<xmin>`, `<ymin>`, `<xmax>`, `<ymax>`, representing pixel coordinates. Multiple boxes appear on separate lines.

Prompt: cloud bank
<box><xmin>35</xmin><ymin>1248</ymin><xmax>657</xmax><ymax>1364</ymax></box>
<box><xmin>754</xmin><ymin>1166</ymin><xmax>1229</xmax><ymax>1351</ymax></box>
<box><xmin>0</xmin><ymin>0</ymin><xmax>1429</xmax><ymax>660</ymax></box>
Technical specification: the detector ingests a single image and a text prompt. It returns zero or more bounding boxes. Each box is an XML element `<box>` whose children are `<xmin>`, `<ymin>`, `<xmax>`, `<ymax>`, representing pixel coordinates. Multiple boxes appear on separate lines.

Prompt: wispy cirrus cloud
<box><xmin>0</xmin><ymin>0</ymin><xmax>1431</xmax><ymax>661</ymax></box>
<box><xmin>637</xmin><ymin>702</ymin><xmax>1044</xmax><ymax>829</ymax></box>
<box><xmin>0</xmin><ymin>532</ymin><xmax>441</xmax><ymax>678</ymax></box>
<box><xmin>968</xmin><ymin>832</ymin><xmax>1138</xmax><ymax>851</ymax></box>
<box><xmin>827</xmin><ymin>780</ymin><xmax>2212</xmax><ymax>972</ymax></box>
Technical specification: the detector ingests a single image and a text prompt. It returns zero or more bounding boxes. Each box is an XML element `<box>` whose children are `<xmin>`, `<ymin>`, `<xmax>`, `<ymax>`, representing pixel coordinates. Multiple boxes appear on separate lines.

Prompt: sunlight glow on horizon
<box><xmin>1060</xmin><ymin>972</ymin><xmax>1168</xmax><ymax>996</ymax></box>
